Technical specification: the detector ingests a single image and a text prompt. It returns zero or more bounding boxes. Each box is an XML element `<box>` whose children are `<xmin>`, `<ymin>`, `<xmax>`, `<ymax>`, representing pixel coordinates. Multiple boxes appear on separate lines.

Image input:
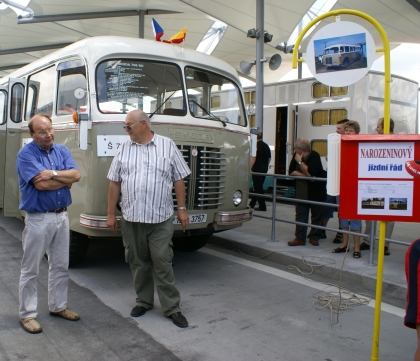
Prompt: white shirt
<box><xmin>107</xmin><ymin>133</ymin><xmax>191</xmax><ymax>223</ymax></box>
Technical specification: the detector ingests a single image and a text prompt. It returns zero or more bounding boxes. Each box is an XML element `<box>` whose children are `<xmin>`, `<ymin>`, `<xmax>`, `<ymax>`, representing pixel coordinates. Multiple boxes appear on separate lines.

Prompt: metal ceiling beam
<box><xmin>406</xmin><ymin>0</ymin><xmax>420</xmax><ymax>12</ymax></box>
<box><xmin>17</xmin><ymin>9</ymin><xmax>180</xmax><ymax>24</ymax></box>
<box><xmin>0</xmin><ymin>43</ymin><xmax>73</xmax><ymax>55</ymax></box>
<box><xmin>0</xmin><ymin>63</ymin><xmax>30</xmax><ymax>71</ymax></box>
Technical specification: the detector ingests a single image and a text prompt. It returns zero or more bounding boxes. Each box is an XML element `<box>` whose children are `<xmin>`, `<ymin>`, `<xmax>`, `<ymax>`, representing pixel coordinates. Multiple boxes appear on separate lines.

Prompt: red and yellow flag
<box><xmin>163</xmin><ymin>27</ymin><xmax>187</xmax><ymax>44</ymax></box>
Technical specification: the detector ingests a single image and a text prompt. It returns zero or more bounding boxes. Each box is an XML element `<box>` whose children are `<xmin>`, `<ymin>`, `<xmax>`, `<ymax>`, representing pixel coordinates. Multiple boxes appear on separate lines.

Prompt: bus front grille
<box><xmin>174</xmin><ymin>145</ymin><xmax>226</xmax><ymax>210</ymax></box>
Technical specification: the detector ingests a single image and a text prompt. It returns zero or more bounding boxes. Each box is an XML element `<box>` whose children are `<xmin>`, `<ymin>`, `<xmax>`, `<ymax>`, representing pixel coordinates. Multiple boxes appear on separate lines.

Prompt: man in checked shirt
<box><xmin>107</xmin><ymin>110</ymin><xmax>191</xmax><ymax>328</ymax></box>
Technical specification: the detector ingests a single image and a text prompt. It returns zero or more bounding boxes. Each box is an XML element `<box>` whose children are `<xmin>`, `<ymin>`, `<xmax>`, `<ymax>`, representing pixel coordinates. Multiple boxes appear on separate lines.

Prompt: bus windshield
<box><xmin>323</xmin><ymin>47</ymin><xmax>339</xmax><ymax>55</ymax></box>
<box><xmin>96</xmin><ymin>59</ymin><xmax>185</xmax><ymax>114</ymax></box>
<box><xmin>185</xmin><ymin>67</ymin><xmax>246</xmax><ymax>126</ymax></box>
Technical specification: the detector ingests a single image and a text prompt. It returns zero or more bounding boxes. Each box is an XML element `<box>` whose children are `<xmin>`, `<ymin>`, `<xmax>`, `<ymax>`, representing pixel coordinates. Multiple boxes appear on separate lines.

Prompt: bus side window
<box><xmin>11</xmin><ymin>83</ymin><xmax>24</xmax><ymax>123</ymax></box>
<box><xmin>57</xmin><ymin>60</ymin><xmax>87</xmax><ymax>116</ymax></box>
<box><xmin>0</xmin><ymin>90</ymin><xmax>6</xmax><ymax>125</ymax></box>
<box><xmin>25</xmin><ymin>66</ymin><xmax>55</xmax><ymax>120</ymax></box>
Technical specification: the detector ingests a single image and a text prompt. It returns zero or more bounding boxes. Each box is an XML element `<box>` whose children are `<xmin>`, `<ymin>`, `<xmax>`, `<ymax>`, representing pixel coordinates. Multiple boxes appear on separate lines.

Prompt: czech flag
<box><xmin>163</xmin><ymin>27</ymin><xmax>187</xmax><ymax>44</ymax></box>
<box><xmin>152</xmin><ymin>18</ymin><xmax>164</xmax><ymax>41</ymax></box>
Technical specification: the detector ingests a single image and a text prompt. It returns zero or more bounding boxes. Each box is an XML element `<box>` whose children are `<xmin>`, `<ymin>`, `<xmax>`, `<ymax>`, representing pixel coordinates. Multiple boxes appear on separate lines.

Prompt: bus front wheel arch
<box><xmin>172</xmin><ymin>235</ymin><xmax>210</xmax><ymax>252</ymax></box>
<box><xmin>69</xmin><ymin>231</ymin><xmax>89</xmax><ymax>266</ymax></box>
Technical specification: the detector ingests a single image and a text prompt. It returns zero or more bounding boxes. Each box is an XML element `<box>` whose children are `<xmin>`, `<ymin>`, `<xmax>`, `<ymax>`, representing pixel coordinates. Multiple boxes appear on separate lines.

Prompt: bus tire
<box><xmin>69</xmin><ymin>231</ymin><xmax>89</xmax><ymax>266</ymax></box>
<box><xmin>343</xmin><ymin>58</ymin><xmax>350</xmax><ymax>68</ymax></box>
<box><xmin>172</xmin><ymin>235</ymin><xmax>210</xmax><ymax>252</ymax></box>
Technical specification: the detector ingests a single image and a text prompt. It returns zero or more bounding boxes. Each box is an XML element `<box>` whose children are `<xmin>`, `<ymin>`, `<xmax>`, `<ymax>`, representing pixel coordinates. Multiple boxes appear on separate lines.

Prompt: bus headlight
<box><xmin>233</xmin><ymin>190</ymin><xmax>242</xmax><ymax>206</ymax></box>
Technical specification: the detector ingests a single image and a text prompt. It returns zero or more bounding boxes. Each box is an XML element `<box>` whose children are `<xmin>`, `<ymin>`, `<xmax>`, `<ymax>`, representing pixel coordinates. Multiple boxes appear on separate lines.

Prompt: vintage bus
<box><xmin>321</xmin><ymin>44</ymin><xmax>363</xmax><ymax>69</ymax></box>
<box><xmin>0</xmin><ymin>36</ymin><xmax>253</xmax><ymax>264</ymax></box>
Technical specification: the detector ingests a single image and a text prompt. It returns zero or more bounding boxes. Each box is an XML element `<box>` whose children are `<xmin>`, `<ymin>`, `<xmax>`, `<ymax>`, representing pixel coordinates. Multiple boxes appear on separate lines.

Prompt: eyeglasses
<box><xmin>34</xmin><ymin>127</ymin><xmax>54</xmax><ymax>137</ymax></box>
<box><xmin>123</xmin><ymin>121</ymin><xmax>142</xmax><ymax>131</ymax></box>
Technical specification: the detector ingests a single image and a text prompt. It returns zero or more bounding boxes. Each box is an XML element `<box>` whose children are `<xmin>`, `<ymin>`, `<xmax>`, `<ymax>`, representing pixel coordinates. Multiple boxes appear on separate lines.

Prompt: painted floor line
<box><xmin>200</xmin><ymin>248</ymin><xmax>405</xmax><ymax>318</ymax></box>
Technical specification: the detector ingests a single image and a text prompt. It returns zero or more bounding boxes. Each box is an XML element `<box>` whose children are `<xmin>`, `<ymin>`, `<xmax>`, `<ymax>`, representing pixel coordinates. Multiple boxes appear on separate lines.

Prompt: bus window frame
<box><xmin>95</xmin><ymin>58</ymin><xmax>186</xmax><ymax>115</ymax></box>
<box><xmin>0</xmin><ymin>89</ymin><xmax>7</xmax><ymax>125</ymax></box>
<box><xmin>24</xmin><ymin>65</ymin><xmax>55</xmax><ymax>121</ymax></box>
<box><xmin>56</xmin><ymin>58</ymin><xmax>88</xmax><ymax>116</ymax></box>
<box><xmin>10</xmin><ymin>83</ymin><xmax>25</xmax><ymax>123</ymax></box>
<box><xmin>184</xmin><ymin>65</ymin><xmax>247</xmax><ymax>127</ymax></box>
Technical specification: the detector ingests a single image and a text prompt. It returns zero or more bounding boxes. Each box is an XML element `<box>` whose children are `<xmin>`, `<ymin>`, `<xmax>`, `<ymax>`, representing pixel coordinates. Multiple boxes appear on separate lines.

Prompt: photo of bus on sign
<box><xmin>314</xmin><ymin>32</ymin><xmax>367</xmax><ymax>73</ymax></box>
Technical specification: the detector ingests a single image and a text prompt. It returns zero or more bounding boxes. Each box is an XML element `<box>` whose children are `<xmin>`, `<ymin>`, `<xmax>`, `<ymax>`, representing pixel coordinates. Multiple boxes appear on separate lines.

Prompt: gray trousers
<box><xmin>121</xmin><ymin>217</ymin><xmax>180</xmax><ymax>317</ymax></box>
<box><xmin>19</xmin><ymin>212</ymin><xmax>70</xmax><ymax>319</ymax></box>
<box><xmin>363</xmin><ymin>220</ymin><xmax>394</xmax><ymax>248</ymax></box>
<box><xmin>295</xmin><ymin>202</ymin><xmax>325</xmax><ymax>243</ymax></box>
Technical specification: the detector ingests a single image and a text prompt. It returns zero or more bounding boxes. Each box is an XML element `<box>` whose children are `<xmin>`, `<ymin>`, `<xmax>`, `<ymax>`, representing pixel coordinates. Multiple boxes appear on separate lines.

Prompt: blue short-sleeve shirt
<box><xmin>16</xmin><ymin>141</ymin><xmax>78</xmax><ymax>212</ymax></box>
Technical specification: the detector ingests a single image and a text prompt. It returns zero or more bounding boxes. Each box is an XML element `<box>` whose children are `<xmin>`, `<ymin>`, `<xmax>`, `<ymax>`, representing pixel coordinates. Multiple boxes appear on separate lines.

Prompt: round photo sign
<box><xmin>304</xmin><ymin>21</ymin><xmax>376</xmax><ymax>87</ymax></box>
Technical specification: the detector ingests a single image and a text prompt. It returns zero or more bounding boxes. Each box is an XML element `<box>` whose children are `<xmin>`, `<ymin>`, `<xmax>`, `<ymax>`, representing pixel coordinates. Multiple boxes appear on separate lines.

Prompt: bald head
<box><xmin>28</xmin><ymin>114</ymin><xmax>52</xmax><ymax>133</ymax></box>
<box><xmin>294</xmin><ymin>138</ymin><xmax>310</xmax><ymax>153</ymax></box>
<box><xmin>126</xmin><ymin>110</ymin><xmax>151</xmax><ymax>128</ymax></box>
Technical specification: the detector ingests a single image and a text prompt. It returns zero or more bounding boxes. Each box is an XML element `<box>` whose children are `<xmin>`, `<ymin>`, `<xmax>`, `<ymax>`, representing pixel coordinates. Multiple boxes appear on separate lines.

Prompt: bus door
<box><xmin>274</xmin><ymin>106</ymin><xmax>288</xmax><ymax>175</ymax></box>
<box><xmin>0</xmin><ymin>86</ymin><xmax>7</xmax><ymax>208</ymax></box>
<box><xmin>284</xmin><ymin>105</ymin><xmax>297</xmax><ymax>173</ymax></box>
<box><xmin>3</xmin><ymin>78</ymin><xmax>25</xmax><ymax>217</ymax></box>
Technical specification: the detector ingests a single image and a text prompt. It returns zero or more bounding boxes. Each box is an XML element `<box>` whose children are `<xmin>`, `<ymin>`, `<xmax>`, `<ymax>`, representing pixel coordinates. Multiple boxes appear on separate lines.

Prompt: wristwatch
<box><xmin>177</xmin><ymin>206</ymin><xmax>186</xmax><ymax>211</ymax></box>
<box><xmin>52</xmin><ymin>170</ymin><xmax>58</xmax><ymax>180</ymax></box>
<box><xmin>298</xmin><ymin>161</ymin><xmax>302</xmax><ymax>165</ymax></box>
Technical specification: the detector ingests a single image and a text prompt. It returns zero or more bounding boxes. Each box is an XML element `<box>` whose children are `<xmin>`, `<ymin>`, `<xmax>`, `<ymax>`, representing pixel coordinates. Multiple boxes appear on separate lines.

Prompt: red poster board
<box><xmin>339</xmin><ymin>134</ymin><xmax>420</xmax><ymax>222</ymax></box>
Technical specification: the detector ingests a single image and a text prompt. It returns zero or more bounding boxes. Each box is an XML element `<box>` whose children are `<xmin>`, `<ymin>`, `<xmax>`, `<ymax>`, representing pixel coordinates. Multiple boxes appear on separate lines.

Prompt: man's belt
<box><xmin>47</xmin><ymin>207</ymin><xmax>67</xmax><ymax>213</ymax></box>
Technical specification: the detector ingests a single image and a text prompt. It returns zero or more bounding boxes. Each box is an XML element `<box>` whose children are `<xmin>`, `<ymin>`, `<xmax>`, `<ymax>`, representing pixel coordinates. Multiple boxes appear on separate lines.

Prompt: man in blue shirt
<box><xmin>16</xmin><ymin>114</ymin><xmax>81</xmax><ymax>334</ymax></box>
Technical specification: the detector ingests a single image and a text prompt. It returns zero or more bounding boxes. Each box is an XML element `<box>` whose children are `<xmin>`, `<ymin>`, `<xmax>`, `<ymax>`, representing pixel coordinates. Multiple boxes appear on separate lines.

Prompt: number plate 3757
<box><xmin>173</xmin><ymin>214</ymin><xmax>207</xmax><ymax>224</ymax></box>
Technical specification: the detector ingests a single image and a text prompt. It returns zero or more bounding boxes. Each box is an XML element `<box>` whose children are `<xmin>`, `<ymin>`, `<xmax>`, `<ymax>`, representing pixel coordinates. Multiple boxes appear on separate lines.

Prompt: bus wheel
<box><xmin>69</xmin><ymin>231</ymin><xmax>89</xmax><ymax>266</ymax></box>
<box><xmin>343</xmin><ymin>58</ymin><xmax>350</xmax><ymax>68</ymax></box>
<box><xmin>172</xmin><ymin>235</ymin><xmax>210</xmax><ymax>252</ymax></box>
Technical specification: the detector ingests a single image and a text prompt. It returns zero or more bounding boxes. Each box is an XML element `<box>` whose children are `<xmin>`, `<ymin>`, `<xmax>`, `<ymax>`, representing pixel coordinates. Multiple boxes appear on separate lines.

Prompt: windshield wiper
<box><xmin>189</xmin><ymin>99</ymin><xmax>226</xmax><ymax>127</ymax></box>
<box><xmin>149</xmin><ymin>92</ymin><xmax>176</xmax><ymax>119</ymax></box>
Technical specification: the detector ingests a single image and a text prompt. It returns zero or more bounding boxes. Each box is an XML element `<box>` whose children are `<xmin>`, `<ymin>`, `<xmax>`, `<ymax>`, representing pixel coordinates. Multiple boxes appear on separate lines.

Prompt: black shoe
<box><xmin>130</xmin><ymin>305</ymin><xmax>148</xmax><ymax>317</ymax></box>
<box><xmin>360</xmin><ymin>242</ymin><xmax>370</xmax><ymax>251</ymax></box>
<box><xmin>333</xmin><ymin>233</ymin><xmax>343</xmax><ymax>244</ymax></box>
<box><xmin>384</xmin><ymin>246</ymin><xmax>390</xmax><ymax>256</ymax></box>
<box><xmin>169</xmin><ymin>312</ymin><xmax>188</xmax><ymax>328</ymax></box>
<box><xmin>253</xmin><ymin>207</ymin><xmax>266</xmax><ymax>211</ymax></box>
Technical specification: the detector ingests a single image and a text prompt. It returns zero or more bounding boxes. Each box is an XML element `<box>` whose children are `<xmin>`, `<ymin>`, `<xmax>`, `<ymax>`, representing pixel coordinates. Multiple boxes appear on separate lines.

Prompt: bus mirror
<box><xmin>74</xmin><ymin>88</ymin><xmax>86</xmax><ymax>100</ymax></box>
<box><xmin>78</xmin><ymin>113</ymin><xmax>89</xmax><ymax>150</ymax></box>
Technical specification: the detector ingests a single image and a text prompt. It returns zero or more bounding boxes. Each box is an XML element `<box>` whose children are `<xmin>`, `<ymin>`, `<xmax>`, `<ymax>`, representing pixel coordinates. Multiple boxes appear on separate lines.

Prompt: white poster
<box><xmin>357</xmin><ymin>180</ymin><xmax>413</xmax><ymax>216</ymax></box>
<box><xmin>305</xmin><ymin>21</ymin><xmax>376</xmax><ymax>87</ymax></box>
<box><xmin>358</xmin><ymin>142</ymin><xmax>414</xmax><ymax>179</ymax></box>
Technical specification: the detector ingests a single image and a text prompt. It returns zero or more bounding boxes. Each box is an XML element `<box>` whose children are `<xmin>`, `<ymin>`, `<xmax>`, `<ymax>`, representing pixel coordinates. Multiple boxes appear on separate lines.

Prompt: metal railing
<box><xmin>249</xmin><ymin>172</ymin><xmax>411</xmax><ymax>266</ymax></box>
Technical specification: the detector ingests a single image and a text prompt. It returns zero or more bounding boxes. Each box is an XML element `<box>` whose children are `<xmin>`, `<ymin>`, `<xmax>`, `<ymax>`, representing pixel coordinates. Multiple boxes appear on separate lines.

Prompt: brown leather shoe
<box><xmin>288</xmin><ymin>238</ymin><xmax>305</xmax><ymax>246</ymax></box>
<box><xmin>309</xmin><ymin>239</ymin><xmax>319</xmax><ymax>246</ymax></box>
<box><xmin>20</xmin><ymin>317</ymin><xmax>42</xmax><ymax>334</ymax></box>
<box><xmin>50</xmin><ymin>308</ymin><xmax>80</xmax><ymax>321</ymax></box>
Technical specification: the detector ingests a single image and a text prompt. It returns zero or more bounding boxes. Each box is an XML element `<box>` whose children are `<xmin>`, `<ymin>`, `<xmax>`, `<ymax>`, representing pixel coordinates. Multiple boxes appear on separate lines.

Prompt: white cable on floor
<box><xmin>239</xmin><ymin>244</ymin><xmax>371</xmax><ymax>324</ymax></box>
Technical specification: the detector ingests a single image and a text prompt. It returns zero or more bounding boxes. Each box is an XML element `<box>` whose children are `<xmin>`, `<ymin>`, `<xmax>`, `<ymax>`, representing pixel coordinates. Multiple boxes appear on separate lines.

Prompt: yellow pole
<box><xmin>291</xmin><ymin>9</ymin><xmax>391</xmax><ymax>361</ymax></box>
<box><xmin>371</xmin><ymin>221</ymin><xmax>387</xmax><ymax>360</ymax></box>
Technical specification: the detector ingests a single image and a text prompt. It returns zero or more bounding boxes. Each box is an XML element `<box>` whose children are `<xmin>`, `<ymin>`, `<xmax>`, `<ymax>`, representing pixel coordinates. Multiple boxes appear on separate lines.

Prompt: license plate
<box><xmin>173</xmin><ymin>214</ymin><xmax>207</xmax><ymax>224</ymax></box>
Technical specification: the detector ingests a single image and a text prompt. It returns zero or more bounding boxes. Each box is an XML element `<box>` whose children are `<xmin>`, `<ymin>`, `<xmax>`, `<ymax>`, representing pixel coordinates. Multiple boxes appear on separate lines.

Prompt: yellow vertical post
<box><xmin>290</xmin><ymin>9</ymin><xmax>391</xmax><ymax>361</ymax></box>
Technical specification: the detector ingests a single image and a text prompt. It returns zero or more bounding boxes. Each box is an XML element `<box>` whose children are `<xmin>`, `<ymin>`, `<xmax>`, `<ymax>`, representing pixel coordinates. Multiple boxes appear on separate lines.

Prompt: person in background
<box><xmin>404</xmin><ymin>239</ymin><xmax>420</xmax><ymax>361</ymax></box>
<box><xmin>16</xmin><ymin>114</ymin><xmax>81</xmax><ymax>334</ymax></box>
<box><xmin>332</xmin><ymin>120</ymin><xmax>362</xmax><ymax>258</ymax></box>
<box><xmin>107</xmin><ymin>110</ymin><xmax>191</xmax><ymax>328</ymax></box>
<box><xmin>360</xmin><ymin>117</ymin><xmax>395</xmax><ymax>256</ymax></box>
<box><xmin>288</xmin><ymin>138</ymin><xmax>326</xmax><ymax>247</ymax></box>
<box><xmin>249</xmin><ymin>130</ymin><xmax>271</xmax><ymax>212</ymax></box>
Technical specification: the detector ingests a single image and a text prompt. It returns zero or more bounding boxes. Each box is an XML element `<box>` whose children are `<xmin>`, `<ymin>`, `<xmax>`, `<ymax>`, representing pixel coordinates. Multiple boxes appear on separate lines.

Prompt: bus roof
<box><xmin>324</xmin><ymin>44</ymin><xmax>362</xmax><ymax>49</ymax></box>
<box><xmin>0</xmin><ymin>36</ymin><xmax>239</xmax><ymax>83</ymax></box>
